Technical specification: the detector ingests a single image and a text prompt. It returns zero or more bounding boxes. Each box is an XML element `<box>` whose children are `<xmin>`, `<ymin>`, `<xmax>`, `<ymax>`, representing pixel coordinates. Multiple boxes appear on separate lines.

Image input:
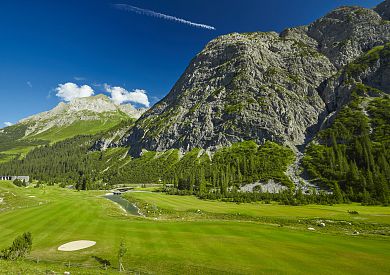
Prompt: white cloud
<box><xmin>4</xmin><ymin>122</ymin><xmax>13</xmax><ymax>127</ymax></box>
<box><xmin>104</xmin><ymin>84</ymin><xmax>150</xmax><ymax>107</ymax></box>
<box><xmin>55</xmin><ymin>82</ymin><xmax>94</xmax><ymax>102</ymax></box>
<box><xmin>27</xmin><ymin>81</ymin><xmax>32</xmax><ymax>88</ymax></box>
<box><xmin>113</xmin><ymin>4</ymin><xmax>216</xmax><ymax>30</ymax></box>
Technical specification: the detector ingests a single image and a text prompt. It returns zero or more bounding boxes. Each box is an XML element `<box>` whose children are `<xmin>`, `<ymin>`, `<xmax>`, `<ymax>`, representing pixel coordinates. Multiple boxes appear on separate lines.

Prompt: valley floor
<box><xmin>0</xmin><ymin>182</ymin><xmax>389</xmax><ymax>274</ymax></box>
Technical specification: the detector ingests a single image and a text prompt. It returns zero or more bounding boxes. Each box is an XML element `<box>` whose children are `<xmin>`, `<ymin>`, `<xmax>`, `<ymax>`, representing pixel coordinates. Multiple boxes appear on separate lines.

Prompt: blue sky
<box><xmin>0</xmin><ymin>0</ymin><xmax>383</xmax><ymax>125</ymax></box>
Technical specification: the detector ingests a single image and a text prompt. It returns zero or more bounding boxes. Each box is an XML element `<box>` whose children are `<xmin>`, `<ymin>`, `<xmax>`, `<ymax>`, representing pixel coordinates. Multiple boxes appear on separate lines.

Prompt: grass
<box><xmin>0</xmin><ymin>154</ymin><xmax>18</xmax><ymax>164</ymax></box>
<box><xmin>0</xmin><ymin>145</ymin><xmax>37</xmax><ymax>163</ymax></box>
<box><xmin>0</xmin><ymin>182</ymin><xmax>389</xmax><ymax>274</ymax></box>
<box><xmin>1</xmin><ymin>146</ymin><xmax>36</xmax><ymax>155</ymax></box>
<box><xmin>124</xmin><ymin>192</ymin><xmax>390</xmax><ymax>224</ymax></box>
<box><xmin>0</xmin><ymin>114</ymin><xmax>129</xmax><ymax>163</ymax></box>
<box><xmin>0</xmin><ymin>146</ymin><xmax>38</xmax><ymax>164</ymax></box>
<box><xmin>0</xmin><ymin>181</ymin><xmax>47</xmax><ymax>212</ymax></box>
<box><xmin>30</xmin><ymin>118</ymin><xmax>126</xmax><ymax>143</ymax></box>
<box><xmin>0</xmin><ymin>259</ymin><xmax>116</xmax><ymax>274</ymax></box>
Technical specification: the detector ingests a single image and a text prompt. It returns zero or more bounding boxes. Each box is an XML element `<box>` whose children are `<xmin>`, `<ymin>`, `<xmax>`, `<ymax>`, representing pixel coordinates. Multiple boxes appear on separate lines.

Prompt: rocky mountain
<box><xmin>19</xmin><ymin>94</ymin><xmax>145</xmax><ymax>137</ymax></box>
<box><xmin>306</xmin><ymin>5</ymin><xmax>390</xmax><ymax>68</ymax></box>
<box><xmin>1</xmin><ymin>1</ymin><xmax>388</xmax><ymax>203</ymax></box>
<box><xmin>321</xmin><ymin>43</ymin><xmax>390</xmax><ymax>114</ymax></box>
<box><xmin>375</xmin><ymin>0</ymin><xmax>390</xmax><ymax>19</ymax></box>
<box><xmin>117</xmin><ymin>1</ymin><xmax>390</xmax><ymax>157</ymax></box>
<box><xmin>0</xmin><ymin>94</ymin><xmax>145</xmax><ymax>162</ymax></box>
<box><xmin>302</xmin><ymin>42</ymin><xmax>390</xmax><ymax>203</ymax></box>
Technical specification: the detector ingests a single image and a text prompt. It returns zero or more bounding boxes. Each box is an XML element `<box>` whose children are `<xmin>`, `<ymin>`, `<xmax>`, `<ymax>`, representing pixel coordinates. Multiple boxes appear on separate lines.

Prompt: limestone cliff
<box><xmin>115</xmin><ymin>1</ymin><xmax>390</xmax><ymax>156</ymax></box>
<box><xmin>20</xmin><ymin>94</ymin><xmax>146</xmax><ymax>137</ymax></box>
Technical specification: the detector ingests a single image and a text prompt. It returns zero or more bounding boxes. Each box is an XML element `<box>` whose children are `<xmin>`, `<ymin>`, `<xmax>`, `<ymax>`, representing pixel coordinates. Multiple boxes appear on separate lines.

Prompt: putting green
<box><xmin>0</xmin><ymin>183</ymin><xmax>389</xmax><ymax>274</ymax></box>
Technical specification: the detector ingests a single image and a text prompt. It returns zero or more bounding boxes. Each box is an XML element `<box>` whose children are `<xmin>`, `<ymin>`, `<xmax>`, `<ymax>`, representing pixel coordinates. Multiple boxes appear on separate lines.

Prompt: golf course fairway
<box><xmin>0</xmin><ymin>182</ymin><xmax>389</xmax><ymax>274</ymax></box>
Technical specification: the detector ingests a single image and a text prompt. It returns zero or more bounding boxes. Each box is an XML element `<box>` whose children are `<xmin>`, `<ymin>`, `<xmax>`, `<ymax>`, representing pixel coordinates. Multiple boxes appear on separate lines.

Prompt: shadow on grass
<box><xmin>92</xmin><ymin>256</ymin><xmax>111</xmax><ymax>268</ymax></box>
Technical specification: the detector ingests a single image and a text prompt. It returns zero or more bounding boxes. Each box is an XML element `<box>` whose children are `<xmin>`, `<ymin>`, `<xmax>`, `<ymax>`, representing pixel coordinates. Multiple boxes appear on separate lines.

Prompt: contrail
<box><xmin>113</xmin><ymin>4</ymin><xmax>216</xmax><ymax>31</ymax></box>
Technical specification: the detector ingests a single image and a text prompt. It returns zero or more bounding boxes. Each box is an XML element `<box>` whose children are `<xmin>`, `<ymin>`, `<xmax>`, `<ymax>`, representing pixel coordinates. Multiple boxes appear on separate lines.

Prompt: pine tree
<box><xmin>333</xmin><ymin>182</ymin><xmax>343</xmax><ymax>203</ymax></box>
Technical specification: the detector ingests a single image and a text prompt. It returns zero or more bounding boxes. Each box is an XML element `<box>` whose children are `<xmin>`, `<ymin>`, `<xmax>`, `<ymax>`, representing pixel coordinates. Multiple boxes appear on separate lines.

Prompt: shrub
<box><xmin>1</xmin><ymin>232</ymin><xmax>32</xmax><ymax>260</ymax></box>
<box><xmin>13</xmin><ymin>179</ymin><xmax>27</xmax><ymax>187</ymax></box>
<box><xmin>348</xmin><ymin>210</ymin><xmax>359</xmax><ymax>215</ymax></box>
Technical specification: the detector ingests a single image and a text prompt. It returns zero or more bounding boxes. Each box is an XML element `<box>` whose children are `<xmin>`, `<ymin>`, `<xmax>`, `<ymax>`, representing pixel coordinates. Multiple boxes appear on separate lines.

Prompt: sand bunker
<box><xmin>58</xmin><ymin>240</ymin><xmax>96</xmax><ymax>251</ymax></box>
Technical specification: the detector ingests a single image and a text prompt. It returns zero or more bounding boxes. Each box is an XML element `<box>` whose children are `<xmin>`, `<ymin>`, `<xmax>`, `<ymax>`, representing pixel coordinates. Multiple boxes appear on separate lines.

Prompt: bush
<box><xmin>13</xmin><ymin>179</ymin><xmax>27</xmax><ymax>187</ymax></box>
<box><xmin>1</xmin><ymin>232</ymin><xmax>32</xmax><ymax>260</ymax></box>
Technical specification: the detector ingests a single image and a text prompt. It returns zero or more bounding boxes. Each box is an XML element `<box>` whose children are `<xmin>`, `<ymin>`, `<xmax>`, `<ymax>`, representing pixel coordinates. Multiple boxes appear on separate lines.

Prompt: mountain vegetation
<box><xmin>0</xmin><ymin>95</ymin><xmax>144</xmax><ymax>163</ymax></box>
<box><xmin>0</xmin><ymin>136</ymin><xmax>295</xmax><ymax>194</ymax></box>
<box><xmin>0</xmin><ymin>232</ymin><xmax>32</xmax><ymax>261</ymax></box>
<box><xmin>304</xmin><ymin>43</ymin><xmax>390</xmax><ymax>205</ymax></box>
<box><xmin>164</xmin><ymin>141</ymin><xmax>295</xmax><ymax>193</ymax></box>
<box><xmin>0</xmin><ymin>1</ymin><xmax>389</xmax><ymax>205</ymax></box>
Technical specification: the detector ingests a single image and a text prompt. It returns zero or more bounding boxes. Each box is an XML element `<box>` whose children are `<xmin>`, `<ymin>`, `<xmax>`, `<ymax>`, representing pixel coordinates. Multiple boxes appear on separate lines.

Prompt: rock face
<box><xmin>125</xmin><ymin>32</ymin><xmax>335</xmax><ymax>155</ymax></box>
<box><xmin>239</xmin><ymin>181</ymin><xmax>288</xmax><ymax>194</ymax></box>
<box><xmin>93</xmin><ymin>120</ymin><xmax>135</xmax><ymax>151</ymax></box>
<box><xmin>20</xmin><ymin>94</ymin><xmax>146</xmax><ymax>137</ymax></box>
<box><xmin>375</xmin><ymin>0</ymin><xmax>390</xmax><ymax>20</ymax></box>
<box><xmin>307</xmin><ymin>6</ymin><xmax>390</xmax><ymax>68</ymax></box>
<box><xmin>321</xmin><ymin>43</ymin><xmax>390</xmax><ymax>114</ymax></box>
<box><xmin>120</xmin><ymin>2</ymin><xmax>390</xmax><ymax>156</ymax></box>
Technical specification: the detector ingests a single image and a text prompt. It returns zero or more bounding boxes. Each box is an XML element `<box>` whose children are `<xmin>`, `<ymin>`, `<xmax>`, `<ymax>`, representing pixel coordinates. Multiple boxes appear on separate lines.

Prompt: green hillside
<box><xmin>0</xmin><ymin>124</ymin><xmax>48</xmax><ymax>163</ymax></box>
<box><xmin>0</xmin><ymin>109</ymin><xmax>134</xmax><ymax>163</ymax></box>
<box><xmin>29</xmin><ymin>113</ymin><xmax>131</xmax><ymax>143</ymax></box>
<box><xmin>0</xmin><ymin>137</ymin><xmax>295</xmax><ymax>192</ymax></box>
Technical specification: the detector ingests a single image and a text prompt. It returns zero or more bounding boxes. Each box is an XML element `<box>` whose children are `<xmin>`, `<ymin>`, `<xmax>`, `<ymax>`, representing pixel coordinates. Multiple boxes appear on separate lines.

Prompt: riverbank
<box><xmin>103</xmin><ymin>193</ymin><xmax>143</xmax><ymax>216</ymax></box>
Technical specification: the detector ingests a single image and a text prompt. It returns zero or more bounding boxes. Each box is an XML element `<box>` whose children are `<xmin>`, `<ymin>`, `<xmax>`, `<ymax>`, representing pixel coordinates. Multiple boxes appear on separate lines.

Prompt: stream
<box><xmin>104</xmin><ymin>194</ymin><xmax>141</xmax><ymax>216</ymax></box>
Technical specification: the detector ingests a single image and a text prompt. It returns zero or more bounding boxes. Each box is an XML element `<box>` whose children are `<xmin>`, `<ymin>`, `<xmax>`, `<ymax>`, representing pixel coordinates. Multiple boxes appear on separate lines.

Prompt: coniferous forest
<box><xmin>304</xmin><ymin>94</ymin><xmax>390</xmax><ymax>205</ymax></box>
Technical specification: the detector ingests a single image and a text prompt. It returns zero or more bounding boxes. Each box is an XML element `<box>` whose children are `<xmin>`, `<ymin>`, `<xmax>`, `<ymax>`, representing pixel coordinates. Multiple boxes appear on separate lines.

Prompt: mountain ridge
<box><xmin>115</xmin><ymin>1</ymin><xmax>390</xmax><ymax>157</ymax></box>
<box><xmin>0</xmin><ymin>94</ymin><xmax>145</xmax><ymax>162</ymax></box>
<box><xmin>0</xmin><ymin>1</ymin><xmax>388</xmax><ymax>204</ymax></box>
<box><xmin>19</xmin><ymin>94</ymin><xmax>146</xmax><ymax>137</ymax></box>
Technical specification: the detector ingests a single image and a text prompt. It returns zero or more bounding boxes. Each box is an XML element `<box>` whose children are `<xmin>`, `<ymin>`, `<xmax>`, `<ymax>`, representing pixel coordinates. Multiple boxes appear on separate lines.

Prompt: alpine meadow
<box><xmin>0</xmin><ymin>1</ymin><xmax>389</xmax><ymax>274</ymax></box>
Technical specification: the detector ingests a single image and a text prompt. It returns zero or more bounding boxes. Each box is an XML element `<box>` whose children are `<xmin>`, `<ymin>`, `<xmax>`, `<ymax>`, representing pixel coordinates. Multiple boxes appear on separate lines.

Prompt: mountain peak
<box><xmin>118</xmin><ymin>1</ymin><xmax>390</xmax><ymax>157</ymax></box>
<box><xmin>19</xmin><ymin>94</ymin><xmax>146</xmax><ymax>137</ymax></box>
<box><xmin>306</xmin><ymin>4</ymin><xmax>388</xmax><ymax>68</ymax></box>
<box><xmin>65</xmin><ymin>94</ymin><xmax>119</xmax><ymax>113</ymax></box>
<box><xmin>77</xmin><ymin>94</ymin><xmax>111</xmax><ymax>102</ymax></box>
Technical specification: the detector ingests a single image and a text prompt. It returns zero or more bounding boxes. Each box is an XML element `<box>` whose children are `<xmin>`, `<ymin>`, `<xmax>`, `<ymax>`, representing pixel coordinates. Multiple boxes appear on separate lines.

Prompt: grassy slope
<box><xmin>0</xmin><ymin>181</ymin><xmax>47</xmax><ymax>212</ymax></box>
<box><xmin>124</xmin><ymin>192</ymin><xmax>390</xmax><ymax>224</ymax></box>
<box><xmin>0</xmin><ymin>124</ymin><xmax>47</xmax><ymax>163</ymax></box>
<box><xmin>0</xmin><ymin>259</ymin><xmax>116</xmax><ymax>275</ymax></box>
<box><xmin>30</xmin><ymin>117</ymin><xmax>127</xmax><ymax>143</ymax></box>
<box><xmin>0</xmin><ymin>182</ymin><xmax>389</xmax><ymax>274</ymax></box>
<box><xmin>0</xmin><ymin>113</ymin><xmax>129</xmax><ymax>163</ymax></box>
